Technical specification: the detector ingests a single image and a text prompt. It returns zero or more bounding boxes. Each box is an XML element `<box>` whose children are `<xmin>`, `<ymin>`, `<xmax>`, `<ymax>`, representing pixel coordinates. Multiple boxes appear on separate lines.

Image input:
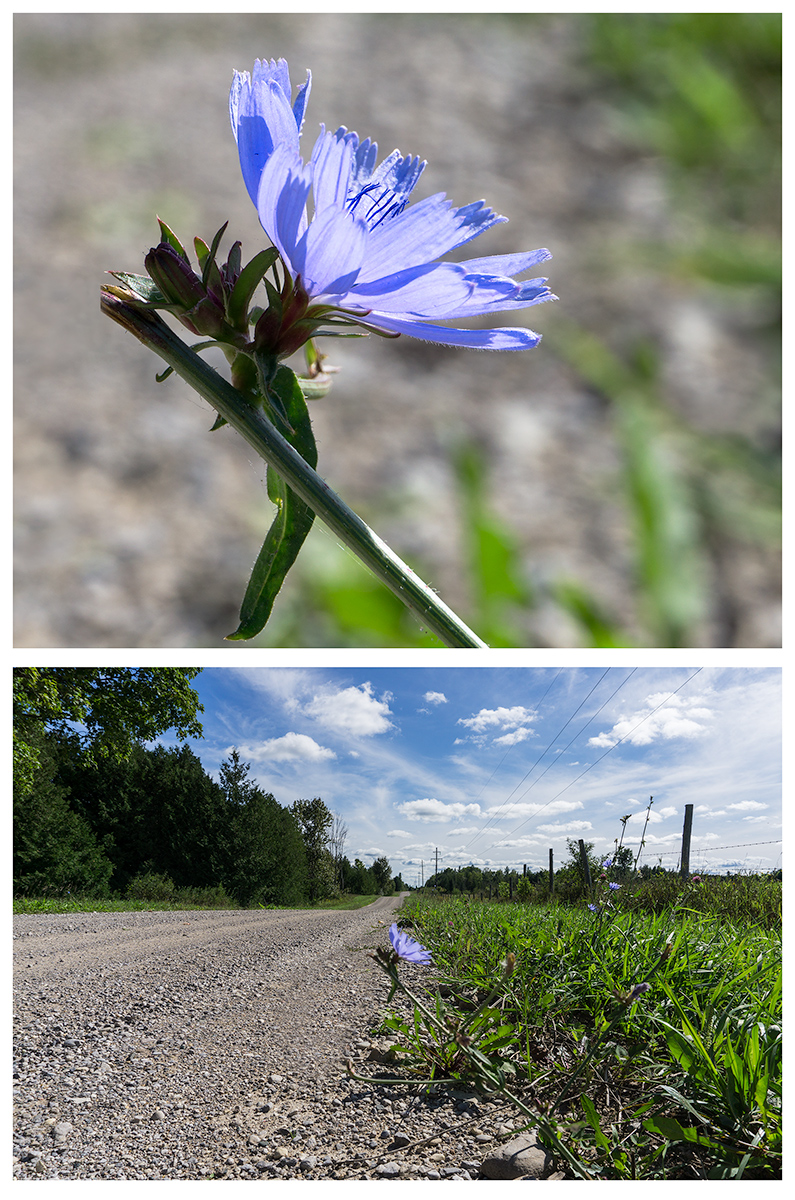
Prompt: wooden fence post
<box><xmin>680</xmin><ymin>804</ymin><xmax>694</xmax><ymax>878</ymax></box>
<box><xmin>578</xmin><ymin>839</ymin><xmax>592</xmax><ymax>894</ymax></box>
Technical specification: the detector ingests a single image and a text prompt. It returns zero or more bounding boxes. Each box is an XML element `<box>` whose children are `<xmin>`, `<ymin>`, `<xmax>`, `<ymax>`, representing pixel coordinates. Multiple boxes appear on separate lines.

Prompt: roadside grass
<box><xmin>374</xmin><ymin>890</ymin><xmax>781</xmax><ymax>1179</ymax></box>
<box><xmin>12</xmin><ymin>891</ymin><xmax>382</xmax><ymax>915</ymax></box>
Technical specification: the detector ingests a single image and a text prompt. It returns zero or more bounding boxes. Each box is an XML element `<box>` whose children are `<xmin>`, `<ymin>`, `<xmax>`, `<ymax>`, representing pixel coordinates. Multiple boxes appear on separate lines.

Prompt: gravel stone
<box><xmin>13</xmin><ymin>899</ymin><xmax>526</xmax><ymax>1180</ymax></box>
<box><xmin>481</xmin><ymin>1132</ymin><xmax>551</xmax><ymax>1179</ymax></box>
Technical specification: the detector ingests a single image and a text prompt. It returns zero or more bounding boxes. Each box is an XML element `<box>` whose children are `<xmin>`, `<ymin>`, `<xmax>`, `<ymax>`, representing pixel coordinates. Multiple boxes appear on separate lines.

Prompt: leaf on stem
<box><xmin>226</xmin><ymin>365</ymin><xmax>318</xmax><ymax>640</ymax></box>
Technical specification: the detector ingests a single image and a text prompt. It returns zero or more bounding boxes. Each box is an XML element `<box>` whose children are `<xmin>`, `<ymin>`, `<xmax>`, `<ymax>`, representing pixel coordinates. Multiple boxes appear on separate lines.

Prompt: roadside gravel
<box><xmin>13</xmin><ymin>900</ymin><xmax>522</xmax><ymax>1180</ymax></box>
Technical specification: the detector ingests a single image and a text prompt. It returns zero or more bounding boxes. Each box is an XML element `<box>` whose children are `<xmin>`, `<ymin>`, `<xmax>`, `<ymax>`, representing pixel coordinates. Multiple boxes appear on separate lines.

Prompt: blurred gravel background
<box><xmin>14</xmin><ymin>12</ymin><xmax>781</xmax><ymax>647</ymax></box>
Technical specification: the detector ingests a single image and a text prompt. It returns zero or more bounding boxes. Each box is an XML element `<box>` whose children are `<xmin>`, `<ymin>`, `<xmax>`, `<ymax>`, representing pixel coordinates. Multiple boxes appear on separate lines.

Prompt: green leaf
<box><xmin>581</xmin><ymin>1095</ymin><xmax>611</xmax><ymax>1150</ymax></box>
<box><xmin>194</xmin><ymin>223</ymin><xmax>227</xmax><ymax>295</ymax></box>
<box><xmin>226</xmin><ymin>248</ymin><xmax>280</xmax><ymax>331</ymax></box>
<box><xmin>643</xmin><ymin>1116</ymin><xmax>726</xmax><ymax>1155</ymax></box>
<box><xmin>227</xmin><ymin>366</ymin><xmax>318</xmax><ymax>640</ymax></box>
<box><xmin>156</xmin><ymin>217</ymin><xmax>189</xmax><ymax>259</ymax></box>
<box><xmin>663</xmin><ymin>1025</ymin><xmax>698</xmax><ymax>1072</ymax></box>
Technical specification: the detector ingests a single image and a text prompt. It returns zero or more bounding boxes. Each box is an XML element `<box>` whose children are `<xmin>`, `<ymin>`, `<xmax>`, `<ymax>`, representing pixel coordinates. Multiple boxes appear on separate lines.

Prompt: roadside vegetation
<box><xmin>367</xmin><ymin>863</ymin><xmax>781</xmax><ymax>1179</ymax></box>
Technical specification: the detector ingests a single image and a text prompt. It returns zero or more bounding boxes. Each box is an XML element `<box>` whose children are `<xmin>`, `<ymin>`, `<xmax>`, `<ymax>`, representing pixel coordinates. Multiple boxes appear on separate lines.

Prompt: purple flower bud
<box><xmin>626</xmin><ymin>982</ymin><xmax>651</xmax><ymax>1003</ymax></box>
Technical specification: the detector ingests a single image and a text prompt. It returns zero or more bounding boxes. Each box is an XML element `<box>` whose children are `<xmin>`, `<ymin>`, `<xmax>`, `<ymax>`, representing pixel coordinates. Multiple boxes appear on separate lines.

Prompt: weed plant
<box><xmin>367</xmin><ymin>889</ymin><xmax>781</xmax><ymax>1179</ymax></box>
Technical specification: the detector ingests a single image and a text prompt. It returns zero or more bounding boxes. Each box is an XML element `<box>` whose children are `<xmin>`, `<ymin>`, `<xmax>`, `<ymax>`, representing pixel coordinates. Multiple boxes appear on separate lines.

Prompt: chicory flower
<box><xmin>625</xmin><ymin>982</ymin><xmax>651</xmax><ymax>1004</ymax></box>
<box><xmin>388</xmin><ymin>922</ymin><xmax>432</xmax><ymax>965</ymax></box>
<box><xmin>230</xmin><ymin>58</ymin><xmax>555</xmax><ymax>355</ymax></box>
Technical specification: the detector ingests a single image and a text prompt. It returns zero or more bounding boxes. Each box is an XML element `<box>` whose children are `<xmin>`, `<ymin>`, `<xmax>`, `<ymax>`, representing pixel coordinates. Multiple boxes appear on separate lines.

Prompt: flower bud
<box><xmin>144</xmin><ymin>241</ymin><xmax>243</xmax><ymax>344</ymax></box>
<box><xmin>145</xmin><ymin>242</ymin><xmax>207</xmax><ymax>310</ymax></box>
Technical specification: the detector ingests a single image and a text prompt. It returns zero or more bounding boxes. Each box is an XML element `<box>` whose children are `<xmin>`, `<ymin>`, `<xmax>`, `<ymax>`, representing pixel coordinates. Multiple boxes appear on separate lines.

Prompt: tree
<box><xmin>13</xmin><ymin>727</ymin><xmax>114</xmax><ymax>897</ymax></box>
<box><xmin>348</xmin><ymin>858</ymin><xmax>377</xmax><ymax>895</ymax></box>
<box><xmin>553</xmin><ymin>838</ymin><xmax>602</xmax><ymax>901</ymax></box>
<box><xmin>59</xmin><ymin>742</ymin><xmax>230</xmax><ymax>895</ymax></box>
<box><xmin>14</xmin><ymin>667</ymin><xmax>204</xmax><ymax>795</ymax></box>
<box><xmin>290</xmin><ymin>797</ymin><xmax>336</xmax><ymax>902</ymax></box>
<box><xmin>372</xmin><ymin>855</ymin><xmax>393</xmax><ymax>895</ymax></box>
<box><xmin>227</xmin><ymin>789</ymin><xmax>307</xmax><ymax>907</ymax></box>
<box><xmin>219</xmin><ymin>747</ymin><xmax>258</xmax><ymax>807</ymax></box>
<box><xmin>329</xmin><ymin>813</ymin><xmax>349</xmax><ymax>890</ymax></box>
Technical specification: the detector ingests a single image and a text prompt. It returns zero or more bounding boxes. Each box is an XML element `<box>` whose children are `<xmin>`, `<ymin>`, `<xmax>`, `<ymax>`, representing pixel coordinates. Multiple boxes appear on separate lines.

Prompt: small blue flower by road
<box><xmin>389</xmin><ymin>923</ymin><xmax>433</xmax><ymax>965</ymax></box>
<box><xmin>625</xmin><ymin>982</ymin><xmax>651</xmax><ymax>1004</ymax></box>
<box><xmin>608</xmin><ymin>882</ymin><xmax>621</xmax><ymax>891</ymax></box>
<box><xmin>230</xmin><ymin>58</ymin><xmax>555</xmax><ymax>353</ymax></box>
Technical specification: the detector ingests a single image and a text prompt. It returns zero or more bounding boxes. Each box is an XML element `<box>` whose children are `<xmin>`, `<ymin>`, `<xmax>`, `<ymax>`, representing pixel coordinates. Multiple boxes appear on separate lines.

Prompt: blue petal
<box><xmin>291</xmin><ymin>68</ymin><xmax>312</xmax><ymax>135</ymax></box>
<box><xmin>456</xmin><ymin>249</ymin><xmax>552</xmax><ymax>276</ymax></box>
<box><xmin>357</xmin><ymin>312</ymin><xmax>544</xmax><ymax>349</ymax></box>
<box><xmin>231</xmin><ymin>70</ymin><xmax>304</xmax><ymax>207</ymax></box>
<box><xmin>349</xmin><ymin>262</ymin><xmax>473</xmax><ymax>315</ymax></box>
<box><xmin>440</xmin><ymin>274</ymin><xmax>556</xmax><ymax>318</ymax></box>
<box><xmin>358</xmin><ymin>193</ymin><xmax>505</xmax><ymax>282</ymax></box>
<box><xmin>256</xmin><ymin>144</ymin><xmax>311</xmax><ymax>266</ymax></box>
<box><xmin>295</xmin><ymin>206</ymin><xmax>368</xmax><ymax>296</ymax></box>
<box><xmin>310</xmin><ymin>127</ymin><xmax>357</xmax><ymax>214</ymax></box>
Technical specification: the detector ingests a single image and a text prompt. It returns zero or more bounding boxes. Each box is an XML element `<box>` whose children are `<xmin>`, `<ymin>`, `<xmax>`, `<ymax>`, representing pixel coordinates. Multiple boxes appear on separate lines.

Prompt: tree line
<box><xmin>13</xmin><ymin>668</ymin><xmax>403</xmax><ymax>906</ymax></box>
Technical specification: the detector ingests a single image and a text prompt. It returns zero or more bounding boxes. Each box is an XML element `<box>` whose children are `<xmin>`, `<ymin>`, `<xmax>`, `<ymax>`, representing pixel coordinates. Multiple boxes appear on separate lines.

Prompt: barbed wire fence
<box><xmin>636</xmin><ymin>839</ymin><xmax>782</xmax><ymax>875</ymax></box>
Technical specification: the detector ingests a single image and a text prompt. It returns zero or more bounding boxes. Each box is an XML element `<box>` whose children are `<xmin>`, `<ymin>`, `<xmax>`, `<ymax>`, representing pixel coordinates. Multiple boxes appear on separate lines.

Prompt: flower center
<box><xmin>345</xmin><ymin>181</ymin><xmax>409</xmax><ymax>230</ymax></box>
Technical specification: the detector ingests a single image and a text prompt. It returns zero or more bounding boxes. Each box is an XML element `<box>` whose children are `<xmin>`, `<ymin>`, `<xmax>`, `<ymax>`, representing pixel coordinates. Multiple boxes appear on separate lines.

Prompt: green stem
<box><xmin>101</xmin><ymin>292</ymin><xmax>488</xmax><ymax>648</ymax></box>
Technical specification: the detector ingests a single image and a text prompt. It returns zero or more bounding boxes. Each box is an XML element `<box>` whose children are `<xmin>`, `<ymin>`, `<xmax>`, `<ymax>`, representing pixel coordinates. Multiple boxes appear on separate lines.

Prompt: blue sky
<box><xmin>157</xmin><ymin>666</ymin><xmax>781</xmax><ymax>883</ymax></box>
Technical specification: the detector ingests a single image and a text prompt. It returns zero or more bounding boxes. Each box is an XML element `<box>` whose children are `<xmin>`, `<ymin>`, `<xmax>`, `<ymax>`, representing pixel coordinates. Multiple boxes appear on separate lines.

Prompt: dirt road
<box><xmin>14</xmin><ymin>899</ymin><xmax>415</xmax><ymax>1178</ymax></box>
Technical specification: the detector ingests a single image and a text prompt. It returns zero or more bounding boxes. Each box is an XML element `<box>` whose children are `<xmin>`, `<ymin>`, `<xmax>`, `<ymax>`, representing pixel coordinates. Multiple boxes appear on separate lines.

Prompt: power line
<box><xmin>463</xmin><ymin>667</ymin><xmax>616</xmax><ymax>850</ymax></box>
<box><xmin>479</xmin><ymin>667</ymin><xmax>705</xmax><ymax>854</ymax></box>
<box><xmin>461</xmin><ymin>668</ymin><xmax>564</xmax><ymax>834</ymax></box>
<box><xmin>497</xmin><ymin>668</ymin><xmax>639</xmax><ymax>813</ymax></box>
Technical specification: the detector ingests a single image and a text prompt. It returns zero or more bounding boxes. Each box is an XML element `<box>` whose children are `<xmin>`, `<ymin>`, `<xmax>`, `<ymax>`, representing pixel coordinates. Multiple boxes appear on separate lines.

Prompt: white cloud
<box><xmin>423</xmin><ymin>691</ymin><xmax>448</xmax><ymax>706</ymax></box>
<box><xmin>397</xmin><ymin>798</ymin><xmax>482</xmax><ymax>823</ymax></box>
<box><xmin>589</xmin><ymin>693</ymin><xmax>714</xmax><ymax>747</ymax></box>
<box><xmin>624</xmin><ymin>809</ymin><xmax>665</xmax><ymax>825</ymax></box>
<box><xmin>727</xmin><ymin>800</ymin><xmax>767</xmax><ymax>811</ymax></box>
<box><xmin>493</xmin><ymin>727</ymin><xmax>533</xmax><ymax>747</ymax></box>
<box><xmin>493</xmin><ymin>836</ymin><xmax>544</xmax><ymax>849</ymax></box>
<box><xmin>537</xmin><ymin>820</ymin><xmax>593</xmax><ymax>834</ymax></box>
<box><xmin>458</xmin><ymin>705</ymin><xmax>537</xmax><ymax>736</ymax></box>
<box><xmin>387</xmin><ymin>829</ymin><xmax>411</xmax><ymax>838</ymax></box>
<box><xmin>303</xmin><ymin>682</ymin><xmax>394</xmax><ymax>737</ymax></box>
<box><xmin>485</xmin><ymin>799</ymin><xmax>583</xmax><ymax>819</ymax></box>
<box><xmin>257</xmin><ymin>732</ymin><xmax>336</xmax><ymax>763</ymax></box>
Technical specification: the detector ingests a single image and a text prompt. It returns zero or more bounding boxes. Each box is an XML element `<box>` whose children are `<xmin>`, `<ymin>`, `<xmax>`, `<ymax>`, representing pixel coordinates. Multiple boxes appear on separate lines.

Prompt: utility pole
<box><xmin>549</xmin><ymin>848</ymin><xmax>554</xmax><ymax>896</ymax></box>
<box><xmin>578</xmin><ymin>839</ymin><xmax>593</xmax><ymax>894</ymax></box>
<box><xmin>680</xmin><ymin>804</ymin><xmax>694</xmax><ymax>878</ymax></box>
<box><xmin>435</xmin><ymin>847</ymin><xmax>439</xmax><ymax>880</ymax></box>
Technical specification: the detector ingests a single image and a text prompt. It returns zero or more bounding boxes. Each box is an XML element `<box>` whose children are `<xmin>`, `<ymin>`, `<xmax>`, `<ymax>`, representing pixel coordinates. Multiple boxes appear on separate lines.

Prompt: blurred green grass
<box><xmin>244</xmin><ymin>13</ymin><xmax>781</xmax><ymax>649</ymax></box>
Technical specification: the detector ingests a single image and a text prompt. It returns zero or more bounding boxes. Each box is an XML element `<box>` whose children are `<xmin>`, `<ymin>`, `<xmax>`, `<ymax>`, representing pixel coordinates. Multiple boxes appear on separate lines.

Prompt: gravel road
<box><xmin>13</xmin><ymin>901</ymin><xmax>521</xmax><ymax>1180</ymax></box>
